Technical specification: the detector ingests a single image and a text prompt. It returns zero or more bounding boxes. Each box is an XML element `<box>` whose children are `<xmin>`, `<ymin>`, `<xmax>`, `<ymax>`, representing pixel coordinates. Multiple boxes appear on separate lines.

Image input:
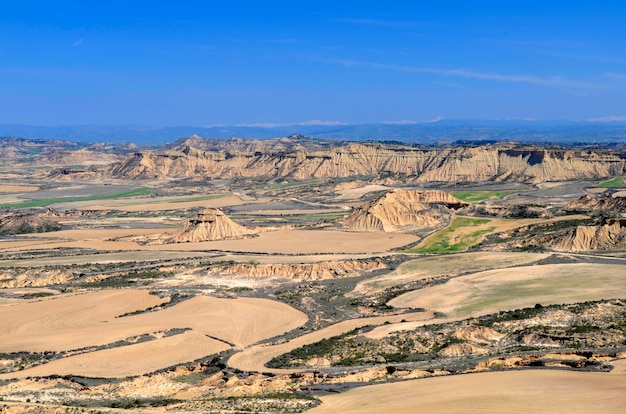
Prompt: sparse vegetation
<box><xmin>450</xmin><ymin>190</ymin><xmax>519</xmax><ymax>203</ymax></box>
<box><xmin>409</xmin><ymin>217</ymin><xmax>495</xmax><ymax>253</ymax></box>
<box><xmin>596</xmin><ymin>176</ymin><xmax>626</xmax><ymax>188</ymax></box>
<box><xmin>0</xmin><ymin>188</ymin><xmax>151</xmax><ymax>208</ymax></box>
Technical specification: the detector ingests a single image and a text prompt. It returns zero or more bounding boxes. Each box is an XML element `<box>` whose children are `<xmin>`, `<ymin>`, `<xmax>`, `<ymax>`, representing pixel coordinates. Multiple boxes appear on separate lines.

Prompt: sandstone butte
<box><xmin>169</xmin><ymin>207</ymin><xmax>256</xmax><ymax>242</ymax></box>
<box><xmin>106</xmin><ymin>142</ymin><xmax>626</xmax><ymax>183</ymax></box>
<box><xmin>549</xmin><ymin>219</ymin><xmax>626</xmax><ymax>251</ymax></box>
<box><xmin>344</xmin><ymin>188</ymin><xmax>466</xmax><ymax>232</ymax></box>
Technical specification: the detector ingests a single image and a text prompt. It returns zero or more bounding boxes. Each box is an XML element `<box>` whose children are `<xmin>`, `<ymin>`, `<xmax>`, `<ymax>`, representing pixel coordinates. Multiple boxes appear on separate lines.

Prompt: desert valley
<box><xmin>0</xmin><ymin>135</ymin><xmax>624</xmax><ymax>413</ymax></box>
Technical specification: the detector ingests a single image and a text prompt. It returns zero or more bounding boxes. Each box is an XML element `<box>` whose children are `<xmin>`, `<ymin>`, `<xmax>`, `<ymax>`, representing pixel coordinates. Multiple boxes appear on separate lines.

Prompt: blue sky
<box><xmin>2</xmin><ymin>1</ymin><xmax>626</xmax><ymax>126</ymax></box>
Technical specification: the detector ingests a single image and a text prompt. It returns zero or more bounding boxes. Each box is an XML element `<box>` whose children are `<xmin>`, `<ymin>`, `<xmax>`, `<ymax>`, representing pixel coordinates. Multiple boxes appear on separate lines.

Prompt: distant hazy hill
<box><xmin>1</xmin><ymin>120</ymin><xmax>626</xmax><ymax>146</ymax></box>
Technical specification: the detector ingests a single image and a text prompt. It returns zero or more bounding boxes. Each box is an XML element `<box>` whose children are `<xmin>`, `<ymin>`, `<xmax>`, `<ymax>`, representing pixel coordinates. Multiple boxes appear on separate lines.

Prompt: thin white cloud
<box><xmin>318</xmin><ymin>57</ymin><xmax>594</xmax><ymax>89</ymax></box>
<box><xmin>298</xmin><ymin>119</ymin><xmax>347</xmax><ymax>126</ymax></box>
<box><xmin>73</xmin><ymin>39</ymin><xmax>83</xmax><ymax>47</ymax></box>
<box><xmin>588</xmin><ymin>116</ymin><xmax>626</xmax><ymax>122</ymax></box>
<box><xmin>427</xmin><ymin>116</ymin><xmax>445</xmax><ymax>123</ymax></box>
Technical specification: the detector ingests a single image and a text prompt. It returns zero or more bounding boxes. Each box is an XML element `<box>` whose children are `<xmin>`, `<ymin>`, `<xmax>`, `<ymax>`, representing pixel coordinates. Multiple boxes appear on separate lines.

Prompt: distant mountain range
<box><xmin>1</xmin><ymin>120</ymin><xmax>626</xmax><ymax>146</ymax></box>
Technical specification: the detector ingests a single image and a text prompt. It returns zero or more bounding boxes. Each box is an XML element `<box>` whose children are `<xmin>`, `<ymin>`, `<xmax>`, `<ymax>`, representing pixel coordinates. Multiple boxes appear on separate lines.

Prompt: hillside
<box><xmin>107</xmin><ymin>138</ymin><xmax>626</xmax><ymax>183</ymax></box>
<box><xmin>169</xmin><ymin>208</ymin><xmax>256</xmax><ymax>242</ymax></box>
<box><xmin>344</xmin><ymin>189</ymin><xmax>466</xmax><ymax>232</ymax></box>
<box><xmin>549</xmin><ymin>219</ymin><xmax>626</xmax><ymax>251</ymax></box>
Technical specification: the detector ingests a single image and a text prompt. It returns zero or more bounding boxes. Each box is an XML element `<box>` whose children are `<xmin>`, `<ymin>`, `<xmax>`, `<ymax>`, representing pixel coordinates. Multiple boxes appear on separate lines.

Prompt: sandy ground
<box><xmin>143</xmin><ymin>230</ymin><xmax>418</xmax><ymax>254</ymax></box>
<box><xmin>2</xmin><ymin>229</ymin><xmax>416</xmax><ymax>255</ymax></box>
<box><xmin>227</xmin><ymin>311</ymin><xmax>435</xmax><ymax>375</ymax></box>
<box><xmin>333</xmin><ymin>185</ymin><xmax>390</xmax><ymax>200</ymax></box>
<box><xmin>0</xmin><ymin>291</ymin><xmax>307</xmax><ymax>378</ymax></box>
<box><xmin>71</xmin><ymin>194</ymin><xmax>268</xmax><ymax>211</ymax></box>
<box><xmin>0</xmin><ymin>184</ymin><xmax>39</xmax><ymax>193</ymax></box>
<box><xmin>351</xmin><ymin>252</ymin><xmax>550</xmax><ymax>296</ymax></box>
<box><xmin>0</xmin><ymin>250</ymin><xmax>218</xmax><ymax>267</ymax></box>
<box><xmin>4</xmin><ymin>331</ymin><xmax>230</xmax><ymax>379</ymax></box>
<box><xmin>0</xmin><ymin>293</ymin><xmax>307</xmax><ymax>355</ymax></box>
<box><xmin>0</xmin><ymin>290</ymin><xmax>166</xmax><ymax>352</ymax></box>
<box><xmin>390</xmin><ymin>263</ymin><xmax>626</xmax><ymax>318</ymax></box>
<box><xmin>306</xmin><ymin>366</ymin><xmax>626</xmax><ymax>414</ymax></box>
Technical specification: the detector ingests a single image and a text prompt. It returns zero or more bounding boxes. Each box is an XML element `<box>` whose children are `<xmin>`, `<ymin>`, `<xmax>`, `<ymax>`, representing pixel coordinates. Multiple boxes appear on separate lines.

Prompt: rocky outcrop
<box><xmin>344</xmin><ymin>189</ymin><xmax>466</xmax><ymax>232</ymax></box>
<box><xmin>0</xmin><ymin>213</ymin><xmax>61</xmax><ymax>235</ymax></box>
<box><xmin>548</xmin><ymin>219</ymin><xmax>626</xmax><ymax>251</ymax></box>
<box><xmin>170</xmin><ymin>208</ymin><xmax>256</xmax><ymax>242</ymax></box>
<box><xmin>209</xmin><ymin>258</ymin><xmax>387</xmax><ymax>280</ymax></box>
<box><xmin>108</xmin><ymin>139</ymin><xmax>626</xmax><ymax>183</ymax></box>
<box><xmin>567</xmin><ymin>194</ymin><xmax>626</xmax><ymax>213</ymax></box>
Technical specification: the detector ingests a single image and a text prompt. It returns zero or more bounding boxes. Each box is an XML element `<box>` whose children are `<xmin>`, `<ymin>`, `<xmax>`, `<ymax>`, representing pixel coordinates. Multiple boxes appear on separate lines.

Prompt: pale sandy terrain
<box><xmin>0</xmin><ymin>293</ymin><xmax>307</xmax><ymax>355</ymax></box>
<box><xmin>72</xmin><ymin>194</ymin><xmax>267</xmax><ymax>211</ymax></box>
<box><xmin>390</xmin><ymin>263</ymin><xmax>626</xmax><ymax>318</ymax></box>
<box><xmin>144</xmin><ymin>230</ymin><xmax>419</xmax><ymax>254</ymax></box>
<box><xmin>0</xmin><ymin>184</ymin><xmax>39</xmax><ymax>192</ymax></box>
<box><xmin>5</xmin><ymin>331</ymin><xmax>230</xmax><ymax>379</ymax></box>
<box><xmin>0</xmin><ymin>290</ymin><xmax>166</xmax><ymax>352</ymax></box>
<box><xmin>2</xmin><ymin>229</ymin><xmax>416</xmax><ymax>255</ymax></box>
<box><xmin>351</xmin><ymin>252</ymin><xmax>550</xmax><ymax>296</ymax></box>
<box><xmin>306</xmin><ymin>367</ymin><xmax>626</xmax><ymax>414</ymax></box>
<box><xmin>18</xmin><ymin>228</ymin><xmax>164</xmax><ymax>240</ymax></box>
<box><xmin>227</xmin><ymin>311</ymin><xmax>435</xmax><ymax>374</ymax></box>
<box><xmin>333</xmin><ymin>184</ymin><xmax>390</xmax><ymax>200</ymax></box>
<box><xmin>235</xmin><ymin>208</ymin><xmax>348</xmax><ymax>215</ymax></box>
<box><xmin>0</xmin><ymin>250</ymin><xmax>218</xmax><ymax>267</ymax></box>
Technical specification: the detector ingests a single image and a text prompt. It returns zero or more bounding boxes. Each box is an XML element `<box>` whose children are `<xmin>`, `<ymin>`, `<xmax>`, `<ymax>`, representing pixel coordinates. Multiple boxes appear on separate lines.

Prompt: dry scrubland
<box><xmin>1</xmin><ymin>138</ymin><xmax>626</xmax><ymax>413</ymax></box>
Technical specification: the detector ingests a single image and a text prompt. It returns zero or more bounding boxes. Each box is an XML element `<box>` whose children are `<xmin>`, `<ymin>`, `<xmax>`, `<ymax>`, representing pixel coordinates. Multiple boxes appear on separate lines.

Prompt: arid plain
<box><xmin>0</xmin><ymin>136</ymin><xmax>626</xmax><ymax>413</ymax></box>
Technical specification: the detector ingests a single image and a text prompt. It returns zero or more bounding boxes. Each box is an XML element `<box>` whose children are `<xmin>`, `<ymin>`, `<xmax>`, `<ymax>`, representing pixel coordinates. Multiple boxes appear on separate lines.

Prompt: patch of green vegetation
<box><xmin>142</xmin><ymin>193</ymin><xmax>228</xmax><ymax>204</ymax></box>
<box><xmin>596</xmin><ymin>176</ymin><xmax>626</xmax><ymax>188</ymax></box>
<box><xmin>408</xmin><ymin>217</ymin><xmax>495</xmax><ymax>253</ymax></box>
<box><xmin>0</xmin><ymin>188</ymin><xmax>152</xmax><ymax>208</ymax></box>
<box><xmin>450</xmin><ymin>190</ymin><xmax>518</xmax><ymax>203</ymax></box>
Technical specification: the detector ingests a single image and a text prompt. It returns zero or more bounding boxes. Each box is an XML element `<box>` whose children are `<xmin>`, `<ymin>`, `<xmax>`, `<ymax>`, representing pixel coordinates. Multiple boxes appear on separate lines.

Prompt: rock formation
<box><xmin>0</xmin><ymin>213</ymin><xmax>61</xmax><ymax>235</ymax></box>
<box><xmin>344</xmin><ymin>189</ymin><xmax>466</xmax><ymax>232</ymax></box>
<box><xmin>209</xmin><ymin>258</ymin><xmax>387</xmax><ymax>280</ymax></box>
<box><xmin>170</xmin><ymin>208</ymin><xmax>256</xmax><ymax>242</ymax></box>
<box><xmin>567</xmin><ymin>194</ymin><xmax>626</xmax><ymax>213</ymax></box>
<box><xmin>107</xmin><ymin>138</ymin><xmax>626</xmax><ymax>183</ymax></box>
<box><xmin>549</xmin><ymin>219</ymin><xmax>626</xmax><ymax>251</ymax></box>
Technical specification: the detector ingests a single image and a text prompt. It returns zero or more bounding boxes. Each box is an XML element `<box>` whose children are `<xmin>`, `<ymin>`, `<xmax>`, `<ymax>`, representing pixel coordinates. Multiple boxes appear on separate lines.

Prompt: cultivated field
<box><xmin>1</xmin><ymin>139</ymin><xmax>626</xmax><ymax>412</ymax></box>
<box><xmin>307</xmin><ymin>367</ymin><xmax>626</xmax><ymax>413</ymax></box>
<box><xmin>390</xmin><ymin>263</ymin><xmax>626</xmax><ymax>318</ymax></box>
<box><xmin>350</xmin><ymin>251</ymin><xmax>550</xmax><ymax>296</ymax></box>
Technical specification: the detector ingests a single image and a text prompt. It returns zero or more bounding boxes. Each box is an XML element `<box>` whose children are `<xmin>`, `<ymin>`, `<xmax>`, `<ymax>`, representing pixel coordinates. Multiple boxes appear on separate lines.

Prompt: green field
<box><xmin>596</xmin><ymin>177</ymin><xmax>626</xmax><ymax>188</ymax></box>
<box><xmin>408</xmin><ymin>217</ymin><xmax>494</xmax><ymax>253</ymax></box>
<box><xmin>450</xmin><ymin>190</ymin><xmax>518</xmax><ymax>203</ymax></box>
<box><xmin>0</xmin><ymin>188</ymin><xmax>152</xmax><ymax>208</ymax></box>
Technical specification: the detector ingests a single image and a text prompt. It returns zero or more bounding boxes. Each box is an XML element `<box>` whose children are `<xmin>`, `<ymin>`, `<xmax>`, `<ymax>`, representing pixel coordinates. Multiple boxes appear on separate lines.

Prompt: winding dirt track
<box><xmin>227</xmin><ymin>311</ymin><xmax>435</xmax><ymax>374</ymax></box>
<box><xmin>306</xmin><ymin>366</ymin><xmax>626</xmax><ymax>413</ymax></box>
